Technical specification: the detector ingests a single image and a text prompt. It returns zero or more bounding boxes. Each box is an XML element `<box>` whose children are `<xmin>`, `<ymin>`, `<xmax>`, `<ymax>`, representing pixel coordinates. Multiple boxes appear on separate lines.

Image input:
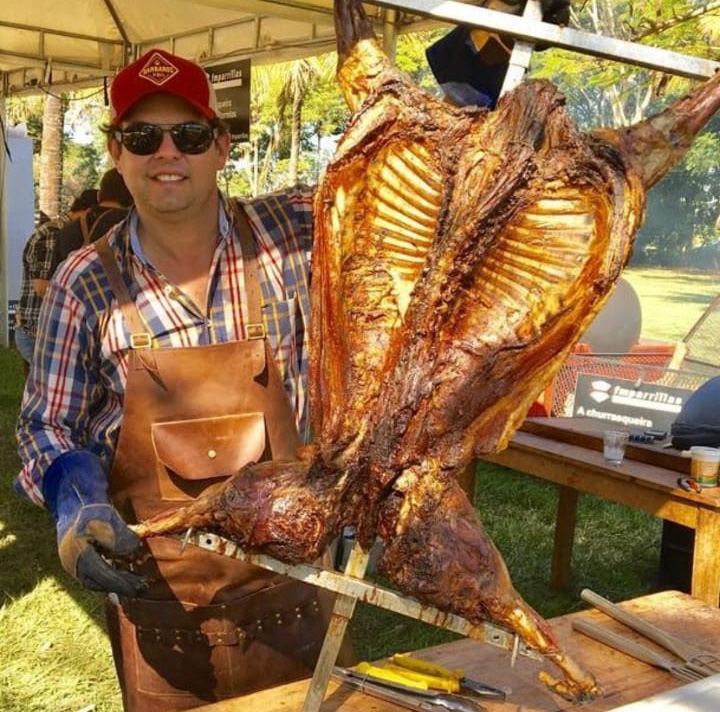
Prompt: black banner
<box><xmin>572</xmin><ymin>373</ymin><xmax>693</xmax><ymax>432</ymax></box>
<box><xmin>207</xmin><ymin>59</ymin><xmax>251</xmax><ymax>144</ymax></box>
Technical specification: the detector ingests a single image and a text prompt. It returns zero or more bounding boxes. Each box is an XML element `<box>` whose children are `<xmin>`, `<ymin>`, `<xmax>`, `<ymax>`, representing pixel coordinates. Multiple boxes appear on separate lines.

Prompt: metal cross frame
<box><xmin>182</xmin><ymin>530</ymin><xmax>542</xmax><ymax>711</ymax></box>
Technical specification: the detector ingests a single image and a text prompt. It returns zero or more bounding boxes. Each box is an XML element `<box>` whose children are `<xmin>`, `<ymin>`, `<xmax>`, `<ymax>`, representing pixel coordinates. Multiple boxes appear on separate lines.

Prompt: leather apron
<box><xmin>95</xmin><ymin>210</ymin><xmax>332</xmax><ymax>712</ymax></box>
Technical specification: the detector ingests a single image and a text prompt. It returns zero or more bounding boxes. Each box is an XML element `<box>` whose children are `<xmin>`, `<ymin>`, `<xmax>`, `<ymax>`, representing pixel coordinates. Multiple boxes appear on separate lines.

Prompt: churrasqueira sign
<box><xmin>572</xmin><ymin>373</ymin><xmax>692</xmax><ymax>432</ymax></box>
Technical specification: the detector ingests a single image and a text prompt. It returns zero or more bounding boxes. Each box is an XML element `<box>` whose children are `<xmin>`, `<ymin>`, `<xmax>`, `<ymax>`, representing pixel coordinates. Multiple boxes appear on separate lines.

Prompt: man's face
<box><xmin>109</xmin><ymin>94</ymin><xmax>230</xmax><ymax>221</ymax></box>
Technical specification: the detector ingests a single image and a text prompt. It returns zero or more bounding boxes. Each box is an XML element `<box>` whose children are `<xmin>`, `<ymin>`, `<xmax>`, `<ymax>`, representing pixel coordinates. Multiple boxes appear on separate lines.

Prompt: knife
<box><xmin>332</xmin><ymin>666</ymin><xmax>487</xmax><ymax>712</ymax></box>
<box><xmin>389</xmin><ymin>653</ymin><xmax>510</xmax><ymax>699</ymax></box>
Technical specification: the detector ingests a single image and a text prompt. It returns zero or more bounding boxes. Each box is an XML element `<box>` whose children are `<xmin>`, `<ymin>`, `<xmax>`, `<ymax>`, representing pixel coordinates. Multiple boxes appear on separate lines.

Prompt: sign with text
<box><xmin>572</xmin><ymin>373</ymin><xmax>693</xmax><ymax>432</ymax></box>
<box><xmin>207</xmin><ymin>59</ymin><xmax>251</xmax><ymax>144</ymax></box>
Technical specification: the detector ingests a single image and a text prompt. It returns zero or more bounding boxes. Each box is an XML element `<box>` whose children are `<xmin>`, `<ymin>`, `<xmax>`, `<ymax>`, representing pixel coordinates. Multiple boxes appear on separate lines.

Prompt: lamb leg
<box><xmin>132</xmin><ymin>458</ymin><xmax>345</xmax><ymax>564</ymax></box>
<box><xmin>376</xmin><ymin>462</ymin><xmax>601</xmax><ymax>703</ymax></box>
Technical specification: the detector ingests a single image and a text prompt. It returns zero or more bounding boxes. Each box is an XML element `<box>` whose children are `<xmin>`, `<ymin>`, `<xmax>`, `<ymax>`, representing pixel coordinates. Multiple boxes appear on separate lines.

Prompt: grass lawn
<box><xmin>0</xmin><ymin>266</ymin><xmax>717</xmax><ymax>712</ymax></box>
<box><xmin>623</xmin><ymin>267</ymin><xmax>718</xmax><ymax>343</ymax></box>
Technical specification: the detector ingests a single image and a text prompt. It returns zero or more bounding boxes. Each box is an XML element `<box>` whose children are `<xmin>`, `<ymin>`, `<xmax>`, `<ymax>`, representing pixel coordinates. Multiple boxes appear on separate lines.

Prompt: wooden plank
<box><xmin>485</xmin><ymin>438</ymin><xmax>703</xmax><ymax>527</ymax></box>
<box><xmin>189</xmin><ymin>591</ymin><xmax>720</xmax><ymax>712</ymax></box>
<box><xmin>379</xmin><ymin>0</ymin><xmax>720</xmax><ymax>79</ymax></box>
<box><xmin>520</xmin><ymin>417</ymin><xmax>691</xmax><ymax>474</ymax></box>
<box><xmin>492</xmin><ymin>431</ymin><xmax>720</xmax><ymax>510</ymax></box>
<box><xmin>455</xmin><ymin>460</ymin><xmax>477</xmax><ymax>502</ymax></box>
<box><xmin>484</xmin><ymin>424</ymin><xmax>720</xmax><ymax>604</ymax></box>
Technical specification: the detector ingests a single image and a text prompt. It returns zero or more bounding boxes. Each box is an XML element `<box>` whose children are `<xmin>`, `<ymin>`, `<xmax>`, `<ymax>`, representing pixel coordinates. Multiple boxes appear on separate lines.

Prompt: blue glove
<box><xmin>43</xmin><ymin>450</ymin><xmax>147</xmax><ymax>597</ymax></box>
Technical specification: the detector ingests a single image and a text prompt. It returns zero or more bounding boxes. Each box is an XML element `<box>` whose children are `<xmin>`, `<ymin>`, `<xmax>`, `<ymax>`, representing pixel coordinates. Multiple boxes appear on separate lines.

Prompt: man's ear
<box><xmin>215</xmin><ymin>131</ymin><xmax>232</xmax><ymax>167</ymax></box>
<box><xmin>108</xmin><ymin>136</ymin><xmax>122</xmax><ymax>163</ymax></box>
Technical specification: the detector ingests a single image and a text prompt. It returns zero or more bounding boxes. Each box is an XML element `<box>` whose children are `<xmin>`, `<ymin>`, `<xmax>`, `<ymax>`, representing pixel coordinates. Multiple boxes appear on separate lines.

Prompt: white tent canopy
<box><xmin>2</xmin><ymin>0</ymin><xmax>717</xmax><ymax>101</ymax></box>
<box><xmin>0</xmin><ymin>0</ymin><xmax>438</xmax><ymax>99</ymax></box>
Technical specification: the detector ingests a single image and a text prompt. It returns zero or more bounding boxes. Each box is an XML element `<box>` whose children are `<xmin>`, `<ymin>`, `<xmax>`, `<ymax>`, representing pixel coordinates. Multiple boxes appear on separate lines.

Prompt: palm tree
<box><xmin>39</xmin><ymin>93</ymin><xmax>64</xmax><ymax>217</ymax></box>
<box><xmin>277</xmin><ymin>59</ymin><xmax>318</xmax><ymax>185</ymax></box>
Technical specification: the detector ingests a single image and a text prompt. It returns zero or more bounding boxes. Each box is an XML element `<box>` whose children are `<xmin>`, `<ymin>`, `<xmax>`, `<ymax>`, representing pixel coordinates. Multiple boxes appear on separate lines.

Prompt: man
<box><xmin>49</xmin><ymin>167</ymin><xmax>134</xmax><ymax>276</ymax></box>
<box><xmin>16</xmin><ymin>48</ymin><xmax>338</xmax><ymax>712</ymax></box>
<box><xmin>14</xmin><ymin>192</ymin><xmax>97</xmax><ymax>373</ymax></box>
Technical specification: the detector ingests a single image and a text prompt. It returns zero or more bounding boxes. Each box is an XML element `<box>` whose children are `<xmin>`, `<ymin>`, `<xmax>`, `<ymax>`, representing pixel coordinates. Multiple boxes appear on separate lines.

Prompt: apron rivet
<box><xmin>207</xmin><ymin>449</ymin><xmax>217</xmax><ymax>459</ymax></box>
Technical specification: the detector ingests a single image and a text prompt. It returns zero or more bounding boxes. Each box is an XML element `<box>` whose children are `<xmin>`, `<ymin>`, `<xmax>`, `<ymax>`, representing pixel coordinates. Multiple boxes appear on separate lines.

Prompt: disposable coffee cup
<box><xmin>603</xmin><ymin>430</ymin><xmax>629</xmax><ymax>466</ymax></box>
<box><xmin>690</xmin><ymin>446</ymin><xmax>720</xmax><ymax>487</ymax></box>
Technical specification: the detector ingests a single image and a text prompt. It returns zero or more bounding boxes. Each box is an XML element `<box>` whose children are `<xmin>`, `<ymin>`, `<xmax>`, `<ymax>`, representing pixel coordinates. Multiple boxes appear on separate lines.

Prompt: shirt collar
<box><xmin>128</xmin><ymin>196</ymin><xmax>233</xmax><ymax>264</ymax></box>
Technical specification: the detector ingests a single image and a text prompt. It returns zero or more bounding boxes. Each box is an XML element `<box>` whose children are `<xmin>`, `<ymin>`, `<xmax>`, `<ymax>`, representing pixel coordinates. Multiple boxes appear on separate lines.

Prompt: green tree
<box><xmin>277</xmin><ymin>58</ymin><xmax>319</xmax><ymax>185</ymax></box>
<box><xmin>532</xmin><ymin>0</ymin><xmax>719</xmax><ymax>127</ymax></box>
<box><xmin>531</xmin><ymin>0</ymin><xmax>720</xmax><ymax>265</ymax></box>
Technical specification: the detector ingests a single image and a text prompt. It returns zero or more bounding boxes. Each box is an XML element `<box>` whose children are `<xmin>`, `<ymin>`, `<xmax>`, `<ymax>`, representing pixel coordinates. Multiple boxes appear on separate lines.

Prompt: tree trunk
<box><xmin>289</xmin><ymin>96</ymin><xmax>302</xmax><ymax>185</ymax></box>
<box><xmin>39</xmin><ymin>94</ymin><xmax>64</xmax><ymax>217</ymax></box>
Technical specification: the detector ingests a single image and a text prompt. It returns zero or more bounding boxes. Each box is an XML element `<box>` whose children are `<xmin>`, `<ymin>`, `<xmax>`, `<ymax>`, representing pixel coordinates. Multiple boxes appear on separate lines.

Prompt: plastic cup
<box><xmin>690</xmin><ymin>446</ymin><xmax>720</xmax><ymax>488</ymax></box>
<box><xmin>603</xmin><ymin>430</ymin><xmax>629</xmax><ymax>465</ymax></box>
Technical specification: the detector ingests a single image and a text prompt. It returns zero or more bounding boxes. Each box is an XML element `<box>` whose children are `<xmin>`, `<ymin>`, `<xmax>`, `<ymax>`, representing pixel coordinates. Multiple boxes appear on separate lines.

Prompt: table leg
<box><xmin>456</xmin><ymin>460</ymin><xmax>477</xmax><ymax>503</ymax></box>
<box><xmin>690</xmin><ymin>508</ymin><xmax>720</xmax><ymax>606</ymax></box>
<box><xmin>551</xmin><ymin>486</ymin><xmax>579</xmax><ymax>590</ymax></box>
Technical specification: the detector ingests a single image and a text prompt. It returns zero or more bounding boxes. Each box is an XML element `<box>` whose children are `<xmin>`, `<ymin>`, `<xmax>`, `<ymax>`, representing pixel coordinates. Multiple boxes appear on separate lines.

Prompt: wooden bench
<box><xmin>482</xmin><ymin>417</ymin><xmax>720</xmax><ymax>606</ymax></box>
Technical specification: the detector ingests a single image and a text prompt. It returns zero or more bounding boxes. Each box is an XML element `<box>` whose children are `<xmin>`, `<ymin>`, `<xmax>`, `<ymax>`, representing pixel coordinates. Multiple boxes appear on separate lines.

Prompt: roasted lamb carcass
<box><xmin>133</xmin><ymin>0</ymin><xmax>720</xmax><ymax>702</ymax></box>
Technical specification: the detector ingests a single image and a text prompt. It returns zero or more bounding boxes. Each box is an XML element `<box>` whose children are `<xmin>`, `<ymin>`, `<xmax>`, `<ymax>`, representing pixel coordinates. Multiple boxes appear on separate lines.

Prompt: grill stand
<box><xmin>182</xmin><ymin>530</ymin><xmax>542</xmax><ymax>712</ymax></box>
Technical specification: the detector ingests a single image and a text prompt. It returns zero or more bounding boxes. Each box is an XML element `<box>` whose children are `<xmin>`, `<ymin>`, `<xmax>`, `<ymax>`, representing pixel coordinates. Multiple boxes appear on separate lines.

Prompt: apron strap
<box><xmin>95</xmin><ymin>235</ymin><xmax>152</xmax><ymax>349</ymax></box>
<box><xmin>96</xmin><ymin>206</ymin><xmax>266</xmax><ymax>347</ymax></box>
<box><xmin>230</xmin><ymin>200</ymin><xmax>266</xmax><ymax>340</ymax></box>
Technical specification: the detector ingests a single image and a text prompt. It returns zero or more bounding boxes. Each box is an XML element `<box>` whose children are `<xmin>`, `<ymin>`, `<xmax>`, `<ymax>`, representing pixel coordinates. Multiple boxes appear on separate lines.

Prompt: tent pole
<box><xmin>382</xmin><ymin>8</ymin><xmax>398</xmax><ymax>62</ymax></box>
<box><xmin>0</xmin><ymin>94</ymin><xmax>7</xmax><ymax>348</ymax></box>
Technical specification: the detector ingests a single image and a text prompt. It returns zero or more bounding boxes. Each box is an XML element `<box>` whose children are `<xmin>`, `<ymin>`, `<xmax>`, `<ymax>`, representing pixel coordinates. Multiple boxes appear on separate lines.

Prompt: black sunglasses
<box><xmin>114</xmin><ymin>121</ymin><xmax>217</xmax><ymax>155</ymax></box>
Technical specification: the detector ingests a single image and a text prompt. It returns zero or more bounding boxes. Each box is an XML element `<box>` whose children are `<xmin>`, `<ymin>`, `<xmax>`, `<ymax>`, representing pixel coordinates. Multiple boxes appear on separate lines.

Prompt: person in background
<box><xmin>35</xmin><ymin>210</ymin><xmax>51</xmax><ymax>226</ymax></box>
<box><xmin>14</xmin><ymin>191</ymin><xmax>97</xmax><ymax>374</ymax></box>
<box><xmin>15</xmin><ymin>48</ymin><xmax>345</xmax><ymax>712</ymax></box>
<box><xmin>426</xmin><ymin>0</ymin><xmax>571</xmax><ymax>108</ymax></box>
<box><xmin>49</xmin><ymin>167</ymin><xmax>134</xmax><ymax>275</ymax></box>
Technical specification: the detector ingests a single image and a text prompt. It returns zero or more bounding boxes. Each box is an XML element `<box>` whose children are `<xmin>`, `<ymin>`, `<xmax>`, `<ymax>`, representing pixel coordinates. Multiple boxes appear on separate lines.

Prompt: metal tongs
<box><xmin>573</xmin><ymin>588</ymin><xmax>720</xmax><ymax>681</ymax></box>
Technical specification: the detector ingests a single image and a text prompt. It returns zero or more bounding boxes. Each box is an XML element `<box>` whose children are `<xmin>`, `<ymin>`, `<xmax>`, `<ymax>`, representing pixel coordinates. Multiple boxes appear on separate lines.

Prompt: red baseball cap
<box><xmin>110</xmin><ymin>48</ymin><xmax>217</xmax><ymax>122</ymax></box>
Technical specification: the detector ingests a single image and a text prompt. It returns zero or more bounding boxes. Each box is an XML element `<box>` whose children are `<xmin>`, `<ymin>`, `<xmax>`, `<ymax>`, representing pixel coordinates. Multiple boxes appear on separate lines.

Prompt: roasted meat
<box><xmin>133</xmin><ymin>0</ymin><xmax>720</xmax><ymax>702</ymax></box>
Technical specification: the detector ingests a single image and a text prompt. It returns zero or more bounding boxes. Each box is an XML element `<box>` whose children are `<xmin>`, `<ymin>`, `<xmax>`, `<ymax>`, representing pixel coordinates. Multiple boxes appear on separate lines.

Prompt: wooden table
<box><xmin>190</xmin><ymin>590</ymin><xmax>720</xmax><ymax>711</ymax></box>
<box><xmin>481</xmin><ymin>417</ymin><xmax>720</xmax><ymax>605</ymax></box>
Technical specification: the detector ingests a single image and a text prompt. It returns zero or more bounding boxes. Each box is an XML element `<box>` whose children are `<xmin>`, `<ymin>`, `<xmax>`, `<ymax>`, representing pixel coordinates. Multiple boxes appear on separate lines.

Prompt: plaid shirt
<box><xmin>16</xmin><ymin>215</ymin><xmax>70</xmax><ymax>334</ymax></box>
<box><xmin>16</xmin><ymin>188</ymin><xmax>314</xmax><ymax>505</ymax></box>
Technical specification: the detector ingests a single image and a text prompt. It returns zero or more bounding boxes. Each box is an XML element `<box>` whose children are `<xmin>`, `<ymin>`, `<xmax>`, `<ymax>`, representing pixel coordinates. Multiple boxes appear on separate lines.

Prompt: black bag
<box><xmin>671</xmin><ymin>375</ymin><xmax>720</xmax><ymax>449</ymax></box>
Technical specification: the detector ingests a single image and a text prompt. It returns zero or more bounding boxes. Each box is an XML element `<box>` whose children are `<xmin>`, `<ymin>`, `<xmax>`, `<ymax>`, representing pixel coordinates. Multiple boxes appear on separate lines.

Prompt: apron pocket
<box><xmin>152</xmin><ymin>413</ymin><xmax>267</xmax><ymax>501</ymax></box>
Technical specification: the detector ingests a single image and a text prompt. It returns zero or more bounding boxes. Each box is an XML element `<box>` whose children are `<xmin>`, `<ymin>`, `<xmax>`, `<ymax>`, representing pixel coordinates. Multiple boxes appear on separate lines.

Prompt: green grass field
<box><xmin>623</xmin><ymin>268</ymin><xmax>718</xmax><ymax>343</ymax></box>
<box><xmin>0</xmin><ymin>266</ymin><xmax>717</xmax><ymax>712</ymax></box>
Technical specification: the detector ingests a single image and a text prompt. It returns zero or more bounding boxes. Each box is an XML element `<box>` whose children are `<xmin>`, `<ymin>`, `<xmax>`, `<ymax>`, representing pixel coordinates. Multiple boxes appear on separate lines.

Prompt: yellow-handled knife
<box><xmin>391</xmin><ymin>653</ymin><xmax>510</xmax><ymax>699</ymax></box>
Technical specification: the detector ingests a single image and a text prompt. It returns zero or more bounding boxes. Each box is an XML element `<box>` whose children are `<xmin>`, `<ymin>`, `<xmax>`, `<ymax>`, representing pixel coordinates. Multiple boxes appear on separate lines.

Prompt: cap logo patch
<box><xmin>138</xmin><ymin>52</ymin><xmax>180</xmax><ymax>86</ymax></box>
